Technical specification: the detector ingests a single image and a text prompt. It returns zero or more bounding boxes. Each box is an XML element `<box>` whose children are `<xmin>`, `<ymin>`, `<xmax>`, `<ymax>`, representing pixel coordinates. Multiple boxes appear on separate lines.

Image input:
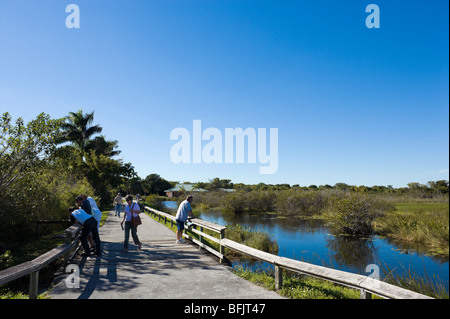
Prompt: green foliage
<box><xmin>143</xmin><ymin>194</ymin><xmax>169</xmax><ymax>212</ymax></box>
<box><xmin>221</xmin><ymin>190</ymin><xmax>276</xmax><ymax>215</ymax></box>
<box><xmin>233</xmin><ymin>267</ymin><xmax>360</xmax><ymax>299</ymax></box>
<box><xmin>0</xmin><ymin>250</ymin><xmax>14</xmax><ymax>270</ymax></box>
<box><xmin>142</xmin><ymin>174</ymin><xmax>174</xmax><ymax>195</ymax></box>
<box><xmin>0</xmin><ymin>112</ymin><xmax>63</xmax><ymax>193</ymax></box>
<box><xmin>58</xmin><ymin>109</ymin><xmax>102</xmax><ymax>153</ymax></box>
<box><xmin>326</xmin><ymin>193</ymin><xmax>395</xmax><ymax>236</ymax></box>
<box><xmin>275</xmin><ymin>190</ymin><xmax>327</xmax><ymax>217</ymax></box>
<box><xmin>374</xmin><ymin>203</ymin><xmax>449</xmax><ymax>258</ymax></box>
<box><xmin>0</xmin><ymin>110</ymin><xmax>118</xmax><ymax>242</ymax></box>
<box><xmin>0</xmin><ymin>165</ymin><xmax>94</xmax><ymax>242</ymax></box>
<box><xmin>226</xmin><ymin>225</ymin><xmax>278</xmax><ymax>255</ymax></box>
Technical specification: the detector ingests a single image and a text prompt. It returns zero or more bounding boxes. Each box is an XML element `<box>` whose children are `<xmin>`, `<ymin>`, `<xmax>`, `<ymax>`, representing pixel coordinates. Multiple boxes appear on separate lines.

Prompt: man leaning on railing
<box><xmin>68</xmin><ymin>207</ymin><xmax>102</xmax><ymax>257</ymax></box>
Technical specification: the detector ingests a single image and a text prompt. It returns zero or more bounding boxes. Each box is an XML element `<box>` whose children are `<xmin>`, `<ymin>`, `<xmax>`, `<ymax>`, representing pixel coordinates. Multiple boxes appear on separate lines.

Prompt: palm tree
<box><xmin>85</xmin><ymin>135</ymin><xmax>121</xmax><ymax>158</ymax></box>
<box><xmin>59</xmin><ymin>109</ymin><xmax>103</xmax><ymax>152</ymax></box>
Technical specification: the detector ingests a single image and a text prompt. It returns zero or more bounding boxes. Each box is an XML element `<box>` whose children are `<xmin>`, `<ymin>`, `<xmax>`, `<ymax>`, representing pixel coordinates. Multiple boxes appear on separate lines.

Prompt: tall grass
<box><xmin>374</xmin><ymin>203</ymin><xmax>449</xmax><ymax>258</ymax></box>
<box><xmin>381</xmin><ymin>263</ymin><xmax>449</xmax><ymax>299</ymax></box>
<box><xmin>225</xmin><ymin>224</ymin><xmax>278</xmax><ymax>256</ymax></box>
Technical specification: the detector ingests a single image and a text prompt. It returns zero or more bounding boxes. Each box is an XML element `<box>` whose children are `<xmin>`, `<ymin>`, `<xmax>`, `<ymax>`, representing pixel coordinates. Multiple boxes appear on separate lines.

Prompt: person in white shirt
<box><xmin>84</xmin><ymin>195</ymin><xmax>99</xmax><ymax>211</ymax></box>
<box><xmin>113</xmin><ymin>193</ymin><xmax>123</xmax><ymax>217</ymax></box>
<box><xmin>120</xmin><ymin>195</ymin><xmax>142</xmax><ymax>252</ymax></box>
<box><xmin>92</xmin><ymin>207</ymin><xmax>102</xmax><ymax>231</ymax></box>
<box><xmin>175</xmin><ymin>195</ymin><xmax>194</xmax><ymax>244</ymax></box>
<box><xmin>69</xmin><ymin>207</ymin><xmax>101</xmax><ymax>256</ymax></box>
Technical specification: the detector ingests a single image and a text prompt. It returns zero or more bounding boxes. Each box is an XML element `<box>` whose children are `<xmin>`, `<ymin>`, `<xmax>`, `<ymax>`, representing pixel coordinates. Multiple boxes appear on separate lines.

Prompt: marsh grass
<box><xmin>381</xmin><ymin>263</ymin><xmax>449</xmax><ymax>299</ymax></box>
<box><xmin>374</xmin><ymin>203</ymin><xmax>449</xmax><ymax>258</ymax></box>
<box><xmin>224</xmin><ymin>224</ymin><xmax>278</xmax><ymax>256</ymax></box>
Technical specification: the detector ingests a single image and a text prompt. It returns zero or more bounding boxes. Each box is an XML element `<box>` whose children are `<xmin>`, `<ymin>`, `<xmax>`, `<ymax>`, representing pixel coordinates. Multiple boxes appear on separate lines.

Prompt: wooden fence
<box><xmin>0</xmin><ymin>224</ymin><xmax>82</xmax><ymax>299</ymax></box>
<box><xmin>144</xmin><ymin>206</ymin><xmax>433</xmax><ymax>300</ymax></box>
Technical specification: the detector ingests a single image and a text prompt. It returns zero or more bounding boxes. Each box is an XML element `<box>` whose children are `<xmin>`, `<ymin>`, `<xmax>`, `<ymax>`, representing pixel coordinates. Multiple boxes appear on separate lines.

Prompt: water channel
<box><xmin>163</xmin><ymin>201</ymin><xmax>449</xmax><ymax>290</ymax></box>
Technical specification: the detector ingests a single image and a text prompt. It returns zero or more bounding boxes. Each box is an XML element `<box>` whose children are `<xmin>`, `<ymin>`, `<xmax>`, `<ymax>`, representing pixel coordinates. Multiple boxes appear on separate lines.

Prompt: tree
<box><xmin>85</xmin><ymin>135</ymin><xmax>121</xmax><ymax>158</ymax></box>
<box><xmin>58</xmin><ymin>109</ymin><xmax>102</xmax><ymax>155</ymax></box>
<box><xmin>142</xmin><ymin>174</ymin><xmax>173</xmax><ymax>195</ymax></box>
<box><xmin>0</xmin><ymin>112</ymin><xmax>95</xmax><ymax>241</ymax></box>
<box><xmin>55</xmin><ymin>109</ymin><xmax>124</xmax><ymax>204</ymax></box>
<box><xmin>428</xmin><ymin>180</ymin><xmax>449</xmax><ymax>195</ymax></box>
<box><xmin>0</xmin><ymin>112</ymin><xmax>62</xmax><ymax>193</ymax></box>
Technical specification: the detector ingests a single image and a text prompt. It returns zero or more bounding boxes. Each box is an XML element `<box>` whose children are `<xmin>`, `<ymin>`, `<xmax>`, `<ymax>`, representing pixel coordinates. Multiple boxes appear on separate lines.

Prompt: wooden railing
<box><xmin>0</xmin><ymin>223</ymin><xmax>82</xmax><ymax>299</ymax></box>
<box><xmin>145</xmin><ymin>206</ymin><xmax>433</xmax><ymax>299</ymax></box>
<box><xmin>145</xmin><ymin>206</ymin><xmax>227</xmax><ymax>263</ymax></box>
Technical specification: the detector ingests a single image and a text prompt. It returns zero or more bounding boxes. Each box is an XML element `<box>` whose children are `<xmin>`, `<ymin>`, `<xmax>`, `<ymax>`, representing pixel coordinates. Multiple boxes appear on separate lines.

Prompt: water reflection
<box><xmin>326</xmin><ymin>235</ymin><xmax>377</xmax><ymax>274</ymax></box>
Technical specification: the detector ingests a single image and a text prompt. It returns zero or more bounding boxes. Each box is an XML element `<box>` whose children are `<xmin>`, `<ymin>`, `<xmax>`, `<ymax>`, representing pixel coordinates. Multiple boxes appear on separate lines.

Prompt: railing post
<box><xmin>360</xmin><ymin>289</ymin><xmax>372</xmax><ymax>299</ymax></box>
<box><xmin>29</xmin><ymin>270</ymin><xmax>39</xmax><ymax>299</ymax></box>
<box><xmin>219</xmin><ymin>229</ymin><xmax>225</xmax><ymax>263</ymax></box>
<box><xmin>199</xmin><ymin>226</ymin><xmax>204</xmax><ymax>250</ymax></box>
<box><xmin>275</xmin><ymin>266</ymin><xmax>283</xmax><ymax>290</ymax></box>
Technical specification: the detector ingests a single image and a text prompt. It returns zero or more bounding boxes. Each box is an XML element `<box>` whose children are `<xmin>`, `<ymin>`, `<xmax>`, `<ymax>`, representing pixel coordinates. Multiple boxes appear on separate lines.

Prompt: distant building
<box><xmin>164</xmin><ymin>183</ymin><xmax>234</xmax><ymax>197</ymax></box>
<box><xmin>164</xmin><ymin>184</ymin><xmax>207</xmax><ymax>198</ymax></box>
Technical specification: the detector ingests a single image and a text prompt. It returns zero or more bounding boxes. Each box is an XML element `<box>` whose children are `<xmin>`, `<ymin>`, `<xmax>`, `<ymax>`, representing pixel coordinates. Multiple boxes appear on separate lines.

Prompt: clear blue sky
<box><xmin>1</xmin><ymin>0</ymin><xmax>448</xmax><ymax>187</ymax></box>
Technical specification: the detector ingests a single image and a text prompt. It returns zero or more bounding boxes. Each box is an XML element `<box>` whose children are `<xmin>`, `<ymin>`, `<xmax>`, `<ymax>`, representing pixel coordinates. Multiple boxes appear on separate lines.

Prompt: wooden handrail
<box><xmin>0</xmin><ymin>223</ymin><xmax>82</xmax><ymax>298</ymax></box>
<box><xmin>144</xmin><ymin>206</ymin><xmax>227</xmax><ymax>262</ymax></box>
<box><xmin>146</xmin><ymin>206</ymin><xmax>433</xmax><ymax>299</ymax></box>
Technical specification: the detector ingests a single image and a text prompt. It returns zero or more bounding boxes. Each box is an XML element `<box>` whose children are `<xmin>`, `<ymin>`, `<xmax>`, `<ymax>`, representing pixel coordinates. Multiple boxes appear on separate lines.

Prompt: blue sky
<box><xmin>0</xmin><ymin>0</ymin><xmax>448</xmax><ymax>187</ymax></box>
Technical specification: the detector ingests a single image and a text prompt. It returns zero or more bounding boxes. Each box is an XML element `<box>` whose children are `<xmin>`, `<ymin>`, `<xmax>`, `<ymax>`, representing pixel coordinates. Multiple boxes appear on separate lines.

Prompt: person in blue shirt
<box><xmin>69</xmin><ymin>207</ymin><xmax>101</xmax><ymax>256</ymax></box>
<box><xmin>175</xmin><ymin>195</ymin><xmax>194</xmax><ymax>244</ymax></box>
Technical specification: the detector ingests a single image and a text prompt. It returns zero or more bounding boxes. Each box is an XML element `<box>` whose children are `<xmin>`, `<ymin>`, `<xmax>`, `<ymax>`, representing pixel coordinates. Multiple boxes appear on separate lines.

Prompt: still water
<box><xmin>163</xmin><ymin>201</ymin><xmax>449</xmax><ymax>288</ymax></box>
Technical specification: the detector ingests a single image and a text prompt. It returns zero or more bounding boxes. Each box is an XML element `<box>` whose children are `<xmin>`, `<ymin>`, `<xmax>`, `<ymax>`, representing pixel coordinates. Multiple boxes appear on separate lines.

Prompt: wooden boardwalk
<box><xmin>49</xmin><ymin>211</ymin><xmax>283</xmax><ymax>299</ymax></box>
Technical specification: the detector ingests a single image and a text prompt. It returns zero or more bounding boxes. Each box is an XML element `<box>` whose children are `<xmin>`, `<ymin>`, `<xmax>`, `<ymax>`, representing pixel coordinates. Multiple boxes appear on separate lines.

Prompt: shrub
<box><xmin>275</xmin><ymin>190</ymin><xmax>327</xmax><ymax>217</ymax></box>
<box><xmin>225</xmin><ymin>224</ymin><xmax>278</xmax><ymax>255</ymax></box>
<box><xmin>327</xmin><ymin>193</ymin><xmax>394</xmax><ymax>236</ymax></box>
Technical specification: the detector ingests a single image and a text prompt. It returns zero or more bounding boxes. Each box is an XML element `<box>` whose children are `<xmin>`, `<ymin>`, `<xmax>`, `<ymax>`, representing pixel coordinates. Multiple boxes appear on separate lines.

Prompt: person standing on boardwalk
<box><xmin>69</xmin><ymin>207</ymin><xmax>101</xmax><ymax>256</ymax></box>
<box><xmin>120</xmin><ymin>195</ymin><xmax>142</xmax><ymax>252</ymax></box>
<box><xmin>175</xmin><ymin>195</ymin><xmax>194</xmax><ymax>244</ymax></box>
<box><xmin>113</xmin><ymin>193</ymin><xmax>122</xmax><ymax>217</ymax></box>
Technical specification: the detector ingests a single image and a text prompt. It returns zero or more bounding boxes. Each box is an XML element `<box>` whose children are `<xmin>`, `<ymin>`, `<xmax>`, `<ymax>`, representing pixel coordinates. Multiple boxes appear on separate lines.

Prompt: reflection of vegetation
<box><xmin>325</xmin><ymin>235</ymin><xmax>377</xmax><ymax>274</ymax></box>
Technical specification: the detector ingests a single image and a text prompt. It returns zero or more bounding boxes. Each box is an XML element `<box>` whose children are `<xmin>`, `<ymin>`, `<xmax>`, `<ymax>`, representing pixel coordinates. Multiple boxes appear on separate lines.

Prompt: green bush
<box><xmin>225</xmin><ymin>224</ymin><xmax>278</xmax><ymax>255</ymax></box>
<box><xmin>0</xmin><ymin>167</ymin><xmax>94</xmax><ymax>242</ymax></box>
<box><xmin>327</xmin><ymin>193</ymin><xmax>394</xmax><ymax>236</ymax></box>
<box><xmin>275</xmin><ymin>190</ymin><xmax>327</xmax><ymax>217</ymax></box>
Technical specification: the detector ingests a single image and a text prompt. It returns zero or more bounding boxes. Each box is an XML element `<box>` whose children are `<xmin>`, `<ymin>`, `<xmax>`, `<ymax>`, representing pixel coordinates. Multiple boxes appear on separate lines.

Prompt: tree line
<box><xmin>187</xmin><ymin>177</ymin><xmax>449</xmax><ymax>197</ymax></box>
